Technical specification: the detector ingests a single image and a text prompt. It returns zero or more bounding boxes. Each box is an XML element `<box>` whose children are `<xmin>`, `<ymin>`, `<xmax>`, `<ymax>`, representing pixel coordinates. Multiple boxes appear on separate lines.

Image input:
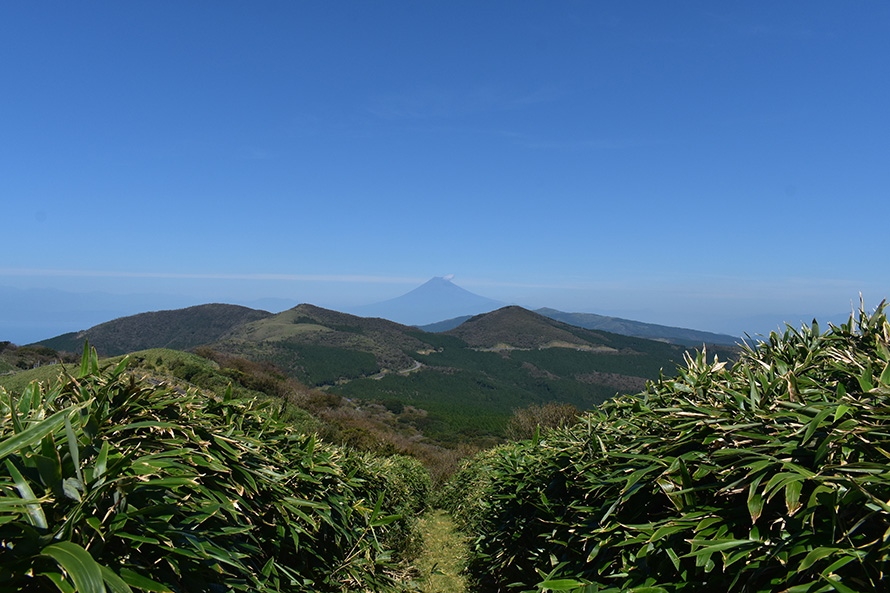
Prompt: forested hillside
<box><xmin>28</xmin><ymin>304</ymin><xmax>734</xmax><ymax>444</ymax></box>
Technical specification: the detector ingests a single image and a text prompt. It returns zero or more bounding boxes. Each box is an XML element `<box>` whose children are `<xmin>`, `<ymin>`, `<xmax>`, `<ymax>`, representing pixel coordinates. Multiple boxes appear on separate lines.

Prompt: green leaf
<box><xmin>0</xmin><ymin>403</ymin><xmax>87</xmax><ymax>462</ymax></box>
<box><xmin>65</xmin><ymin>415</ymin><xmax>85</xmax><ymax>487</ymax></box>
<box><xmin>684</xmin><ymin>539</ymin><xmax>756</xmax><ymax>557</ymax></box>
<box><xmin>370</xmin><ymin>514</ymin><xmax>401</xmax><ymax>527</ymax></box>
<box><xmin>747</xmin><ymin>475</ymin><xmax>765</xmax><ymax>523</ymax></box>
<box><xmin>90</xmin><ymin>346</ymin><xmax>100</xmax><ymax>375</ymax></box>
<box><xmin>41</xmin><ymin>571</ymin><xmax>76</xmax><ymax>593</ymax></box>
<box><xmin>538</xmin><ymin>578</ymin><xmax>585</xmax><ymax>591</ymax></box>
<box><xmin>119</xmin><ymin>568</ymin><xmax>174</xmax><ymax>592</ymax></box>
<box><xmin>62</xmin><ymin>477</ymin><xmax>84</xmax><ymax>502</ymax></box>
<box><xmin>857</xmin><ymin>367</ymin><xmax>874</xmax><ymax>392</ymax></box>
<box><xmin>821</xmin><ymin>575</ymin><xmax>857</xmax><ymax>593</ymax></box>
<box><xmin>110</xmin><ymin>356</ymin><xmax>130</xmax><ymax>378</ymax></box>
<box><xmin>785</xmin><ymin>480</ymin><xmax>803</xmax><ymax>515</ymax></box>
<box><xmin>799</xmin><ymin>547</ymin><xmax>839</xmax><ymax>571</ymax></box>
<box><xmin>4</xmin><ymin>458</ymin><xmax>47</xmax><ymax>529</ymax></box>
<box><xmin>880</xmin><ymin>360</ymin><xmax>890</xmax><ymax>386</ymax></box>
<box><xmin>820</xmin><ymin>555</ymin><xmax>858</xmax><ymax>576</ymax></box>
<box><xmin>79</xmin><ymin>341</ymin><xmax>91</xmax><ymax>378</ymax></box>
<box><xmin>31</xmin><ymin>453</ymin><xmax>63</xmax><ymax>494</ymax></box>
<box><xmin>781</xmin><ymin>583</ymin><xmax>819</xmax><ymax>593</ymax></box>
<box><xmin>836</xmin><ymin>382</ymin><xmax>847</xmax><ymax>398</ymax></box>
<box><xmin>99</xmin><ymin>566</ymin><xmax>133</xmax><ymax>593</ymax></box>
<box><xmin>833</xmin><ymin>405</ymin><xmax>850</xmax><ymax>423</ymax></box>
<box><xmin>93</xmin><ymin>441</ymin><xmax>110</xmax><ymax>484</ymax></box>
<box><xmin>801</xmin><ymin>408</ymin><xmax>833</xmax><ymax>446</ymax></box>
<box><xmin>665</xmin><ymin>546</ymin><xmax>681</xmax><ymax>570</ymax></box>
<box><xmin>41</xmin><ymin>541</ymin><xmax>106</xmax><ymax>593</ymax></box>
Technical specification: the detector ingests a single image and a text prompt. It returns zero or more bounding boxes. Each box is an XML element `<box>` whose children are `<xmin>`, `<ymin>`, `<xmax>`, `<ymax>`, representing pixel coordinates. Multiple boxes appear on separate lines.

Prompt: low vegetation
<box><xmin>12</xmin><ymin>298</ymin><xmax>885</xmax><ymax>592</ymax></box>
<box><xmin>443</xmin><ymin>303</ymin><xmax>890</xmax><ymax>592</ymax></box>
<box><xmin>0</xmin><ymin>344</ymin><xmax>427</xmax><ymax>592</ymax></box>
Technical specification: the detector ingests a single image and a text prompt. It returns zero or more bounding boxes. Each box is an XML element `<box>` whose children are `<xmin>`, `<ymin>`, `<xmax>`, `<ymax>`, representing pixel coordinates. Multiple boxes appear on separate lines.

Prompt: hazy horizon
<box><xmin>3</xmin><ymin>2</ymin><xmax>888</xmax><ymax>344</ymax></box>
<box><xmin>0</xmin><ymin>275</ymin><xmax>869</xmax><ymax>346</ymax></box>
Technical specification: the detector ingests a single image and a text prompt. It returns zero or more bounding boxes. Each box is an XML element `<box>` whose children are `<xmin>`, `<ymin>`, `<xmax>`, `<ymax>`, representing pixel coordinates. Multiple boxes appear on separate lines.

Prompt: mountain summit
<box><xmin>348</xmin><ymin>276</ymin><xmax>503</xmax><ymax>325</ymax></box>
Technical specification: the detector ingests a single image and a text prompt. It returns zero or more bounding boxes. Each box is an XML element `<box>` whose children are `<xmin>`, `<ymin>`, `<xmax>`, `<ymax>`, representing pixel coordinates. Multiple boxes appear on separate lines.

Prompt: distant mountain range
<box><xmin>347</xmin><ymin>276</ymin><xmax>504</xmax><ymax>325</ymax></box>
<box><xmin>23</xmin><ymin>276</ymin><xmax>739</xmax><ymax>351</ymax></box>
<box><xmin>534</xmin><ymin>308</ymin><xmax>738</xmax><ymax>347</ymax></box>
<box><xmin>1</xmin><ymin>277</ymin><xmax>856</xmax><ymax>346</ymax></box>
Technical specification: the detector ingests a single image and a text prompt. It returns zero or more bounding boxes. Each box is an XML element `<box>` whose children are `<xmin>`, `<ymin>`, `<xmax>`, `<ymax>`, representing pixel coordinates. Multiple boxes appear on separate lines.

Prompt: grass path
<box><xmin>412</xmin><ymin>510</ymin><xmax>468</xmax><ymax>593</ymax></box>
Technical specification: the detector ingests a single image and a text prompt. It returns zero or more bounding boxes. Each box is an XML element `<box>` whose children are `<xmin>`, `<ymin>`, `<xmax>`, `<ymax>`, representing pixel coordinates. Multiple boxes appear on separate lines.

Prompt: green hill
<box><xmin>25</xmin><ymin>303</ymin><xmax>735</xmax><ymax>443</ymax></box>
<box><xmin>210</xmin><ymin>303</ymin><xmax>430</xmax><ymax>384</ymax></box>
<box><xmin>33</xmin><ymin>303</ymin><xmax>272</xmax><ymax>355</ymax></box>
<box><xmin>324</xmin><ymin>307</ymin><xmax>705</xmax><ymax>441</ymax></box>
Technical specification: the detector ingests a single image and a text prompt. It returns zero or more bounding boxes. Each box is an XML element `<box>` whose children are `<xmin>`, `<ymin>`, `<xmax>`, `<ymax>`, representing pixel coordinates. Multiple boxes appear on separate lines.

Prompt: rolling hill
<box><xmin>314</xmin><ymin>307</ymin><xmax>712</xmax><ymax>440</ymax></box>
<box><xmin>418</xmin><ymin>307</ymin><xmax>739</xmax><ymax>346</ymax></box>
<box><xmin>25</xmin><ymin>301</ymin><xmax>738</xmax><ymax>441</ymax></box>
<box><xmin>208</xmin><ymin>303</ymin><xmax>431</xmax><ymax>385</ymax></box>
<box><xmin>445</xmin><ymin>306</ymin><xmax>624</xmax><ymax>350</ymax></box>
<box><xmin>35</xmin><ymin>303</ymin><xmax>273</xmax><ymax>356</ymax></box>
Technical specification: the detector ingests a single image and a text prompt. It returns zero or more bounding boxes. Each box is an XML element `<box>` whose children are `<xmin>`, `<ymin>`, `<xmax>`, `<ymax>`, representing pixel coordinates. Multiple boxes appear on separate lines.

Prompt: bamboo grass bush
<box><xmin>447</xmin><ymin>303</ymin><xmax>890</xmax><ymax>592</ymax></box>
<box><xmin>346</xmin><ymin>453</ymin><xmax>432</xmax><ymax>562</ymax></box>
<box><xmin>0</xmin><ymin>343</ymin><xmax>422</xmax><ymax>592</ymax></box>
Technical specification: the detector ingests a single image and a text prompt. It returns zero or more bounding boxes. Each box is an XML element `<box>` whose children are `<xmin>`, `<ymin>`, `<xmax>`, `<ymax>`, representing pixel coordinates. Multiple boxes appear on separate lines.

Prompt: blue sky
<box><xmin>2</xmin><ymin>1</ymin><xmax>889</xmax><ymax>340</ymax></box>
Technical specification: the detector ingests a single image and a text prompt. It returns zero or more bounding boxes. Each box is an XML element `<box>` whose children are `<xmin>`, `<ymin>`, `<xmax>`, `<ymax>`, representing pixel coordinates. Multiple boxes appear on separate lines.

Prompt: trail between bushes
<box><xmin>414</xmin><ymin>510</ymin><xmax>468</xmax><ymax>593</ymax></box>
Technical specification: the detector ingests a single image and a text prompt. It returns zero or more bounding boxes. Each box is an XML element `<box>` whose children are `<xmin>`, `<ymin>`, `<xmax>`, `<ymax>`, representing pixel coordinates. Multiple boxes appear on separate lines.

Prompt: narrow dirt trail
<box><xmin>413</xmin><ymin>510</ymin><xmax>469</xmax><ymax>593</ymax></box>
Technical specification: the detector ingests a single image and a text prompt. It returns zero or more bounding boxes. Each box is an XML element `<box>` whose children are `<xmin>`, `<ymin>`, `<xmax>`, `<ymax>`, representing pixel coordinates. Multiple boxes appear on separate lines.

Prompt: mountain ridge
<box><xmin>535</xmin><ymin>307</ymin><xmax>739</xmax><ymax>347</ymax></box>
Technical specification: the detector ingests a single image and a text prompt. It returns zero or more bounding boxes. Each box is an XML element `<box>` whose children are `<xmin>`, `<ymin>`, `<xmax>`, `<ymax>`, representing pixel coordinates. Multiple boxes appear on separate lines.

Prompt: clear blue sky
<box><xmin>2</xmin><ymin>1</ymin><xmax>889</xmax><ymax>338</ymax></box>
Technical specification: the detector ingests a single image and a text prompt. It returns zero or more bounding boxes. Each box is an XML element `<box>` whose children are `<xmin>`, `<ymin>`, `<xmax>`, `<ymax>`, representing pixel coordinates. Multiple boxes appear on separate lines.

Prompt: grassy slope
<box><xmin>0</xmin><ymin>349</ymin><xmax>213</xmax><ymax>391</ymax></box>
<box><xmin>213</xmin><ymin>304</ymin><xmax>429</xmax><ymax>382</ymax></box>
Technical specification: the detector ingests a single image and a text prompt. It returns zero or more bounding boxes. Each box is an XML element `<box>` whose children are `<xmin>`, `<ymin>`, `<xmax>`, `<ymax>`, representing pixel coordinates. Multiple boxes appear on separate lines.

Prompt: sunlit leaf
<box><xmin>41</xmin><ymin>542</ymin><xmax>105</xmax><ymax>593</ymax></box>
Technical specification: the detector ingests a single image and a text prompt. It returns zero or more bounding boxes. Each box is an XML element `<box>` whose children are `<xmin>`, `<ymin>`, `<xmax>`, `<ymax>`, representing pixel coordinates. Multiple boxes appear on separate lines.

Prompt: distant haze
<box><xmin>0</xmin><ymin>276</ymin><xmax>870</xmax><ymax>346</ymax></box>
<box><xmin>347</xmin><ymin>276</ymin><xmax>504</xmax><ymax>325</ymax></box>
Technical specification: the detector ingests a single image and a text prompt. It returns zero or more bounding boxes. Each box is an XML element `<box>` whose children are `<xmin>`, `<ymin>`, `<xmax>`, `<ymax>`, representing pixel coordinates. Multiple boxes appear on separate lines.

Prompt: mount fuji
<box><xmin>347</xmin><ymin>276</ymin><xmax>504</xmax><ymax>326</ymax></box>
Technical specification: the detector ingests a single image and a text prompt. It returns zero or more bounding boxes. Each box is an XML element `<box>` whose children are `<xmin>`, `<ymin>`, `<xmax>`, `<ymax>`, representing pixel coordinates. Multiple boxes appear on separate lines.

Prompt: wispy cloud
<box><xmin>0</xmin><ymin>268</ymin><xmax>424</xmax><ymax>284</ymax></box>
